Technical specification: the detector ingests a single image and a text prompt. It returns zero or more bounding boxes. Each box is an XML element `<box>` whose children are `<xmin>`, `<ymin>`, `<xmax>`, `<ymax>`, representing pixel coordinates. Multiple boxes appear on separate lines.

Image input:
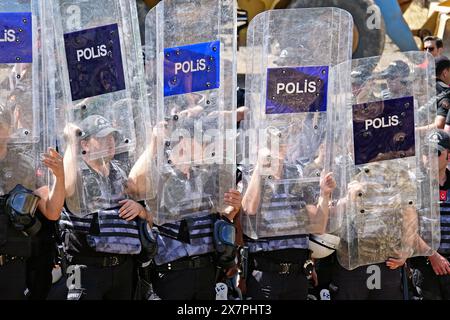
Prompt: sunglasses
<box><xmin>425</xmin><ymin>46</ymin><xmax>436</xmax><ymax>52</ymax></box>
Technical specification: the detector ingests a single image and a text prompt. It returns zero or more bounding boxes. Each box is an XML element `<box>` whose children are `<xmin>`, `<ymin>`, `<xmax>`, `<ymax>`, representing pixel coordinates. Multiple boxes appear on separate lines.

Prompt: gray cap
<box><xmin>79</xmin><ymin>115</ymin><xmax>120</xmax><ymax>140</ymax></box>
<box><xmin>427</xmin><ymin>130</ymin><xmax>450</xmax><ymax>151</ymax></box>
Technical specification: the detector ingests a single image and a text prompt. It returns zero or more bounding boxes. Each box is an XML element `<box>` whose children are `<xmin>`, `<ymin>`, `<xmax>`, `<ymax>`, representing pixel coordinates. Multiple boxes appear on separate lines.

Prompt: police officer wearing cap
<box><xmin>60</xmin><ymin>115</ymin><xmax>152</xmax><ymax>300</ymax></box>
<box><xmin>409</xmin><ymin>130</ymin><xmax>450</xmax><ymax>299</ymax></box>
<box><xmin>431</xmin><ymin>56</ymin><xmax>450</xmax><ymax>130</ymax></box>
<box><xmin>129</xmin><ymin>115</ymin><xmax>242</xmax><ymax>300</ymax></box>
<box><xmin>379</xmin><ymin>60</ymin><xmax>411</xmax><ymax>100</ymax></box>
<box><xmin>0</xmin><ymin>106</ymin><xmax>65</xmax><ymax>300</ymax></box>
<box><xmin>240</xmin><ymin>141</ymin><xmax>337</xmax><ymax>300</ymax></box>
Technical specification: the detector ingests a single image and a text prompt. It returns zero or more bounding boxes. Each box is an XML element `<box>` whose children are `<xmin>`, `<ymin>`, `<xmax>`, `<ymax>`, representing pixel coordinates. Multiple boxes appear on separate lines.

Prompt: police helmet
<box><xmin>309</xmin><ymin>233</ymin><xmax>340</xmax><ymax>259</ymax></box>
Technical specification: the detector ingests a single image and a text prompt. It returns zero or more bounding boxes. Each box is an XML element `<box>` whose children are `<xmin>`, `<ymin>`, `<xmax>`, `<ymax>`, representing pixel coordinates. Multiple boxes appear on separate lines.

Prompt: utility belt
<box><xmin>158</xmin><ymin>213</ymin><xmax>238</xmax><ymax>270</ymax></box>
<box><xmin>155</xmin><ymin>254</ymin><xmax>215</xmax><ymax>272</ymax></box>
<box><xmin>0</xmin><ymin>254</ymin><xmax>26</xmax><ymax>267</ymax></box>
<box><xmin>71</xmin><ymin>254</ymin><xmax>131</xmax><ymax>268</ymax></box>
<box><xmin>250</xmin><ymin>250</ymin><xmax>313</xmax><ymax>276</ymax></box>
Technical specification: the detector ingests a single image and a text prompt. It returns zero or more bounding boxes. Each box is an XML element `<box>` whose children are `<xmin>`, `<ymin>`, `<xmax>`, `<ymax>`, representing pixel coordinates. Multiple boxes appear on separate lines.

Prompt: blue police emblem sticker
<box><xmin>352</xmin><ymin>96</ymin><xmax>415</xmax><ymax>166</ymax></box>
<box><xmin>0</xmin><ymin>12</ymin><xmax>32</xmax><ymax>64</ymax></box>
<box><xmin>164</xmin><ymin>40</ymin><xmax>220</xmax><ymax>97</ymax></box>
<box><xmin>266</xmin><ymin>66</ymin><xmax>328</xmax><ymax>114</ymax></box>
<box><xmin>64</xmin><ymin>24</ymin><xmax>126</xmax><ymax>101</ymax></box>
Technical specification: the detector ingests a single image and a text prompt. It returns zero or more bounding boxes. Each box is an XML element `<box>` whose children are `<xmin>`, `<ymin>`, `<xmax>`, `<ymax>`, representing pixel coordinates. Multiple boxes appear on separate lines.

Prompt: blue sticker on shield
<box><xmin>64</xmin><ymin>24</ymin><xmax>126</xmax><ymax>101</ymax></box>
<box><xmin>266</xmin><ymin>66</ymin><xmax>328</xmax><ymax>114</ymax></box>
<box><xmin>353</xmin><ymin>96</ymin><xmax>415</xmax><ymax>166</ymax></box>
<box><xmin>164</xmin><ymin>40</ymin><xmax>220</xmax><ymax>97</ymax></box>
<box><xmin>0</xmin><ymin>12</ymin><xmax>32</xmax><ymax>64</ymax></box>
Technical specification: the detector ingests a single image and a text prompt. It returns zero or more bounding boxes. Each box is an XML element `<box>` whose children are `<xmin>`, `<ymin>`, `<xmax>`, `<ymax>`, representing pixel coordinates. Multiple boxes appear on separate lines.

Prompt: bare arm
<box><xmin>128</xmin><ymin>132</ymin><xmax>157</xmax><ymax>200</ymax></box>
<box><xmin>307</xmin><ymin>172</ymin><xmax>336</xmax><ymax>234</ymax></box>
<box><xmin>35</xmin><ymin>148</ymin><xmax>65</xmax><ymax>221</ymax></box>
<box><xmin>241</xmin><ymin>165</ymin><xmax>263</xmax><ymax>216</ymax></box>
<box><xmin>63</xmin><ymin>123</ymin><xmax>81</xmax><ymax>198</ymax></box>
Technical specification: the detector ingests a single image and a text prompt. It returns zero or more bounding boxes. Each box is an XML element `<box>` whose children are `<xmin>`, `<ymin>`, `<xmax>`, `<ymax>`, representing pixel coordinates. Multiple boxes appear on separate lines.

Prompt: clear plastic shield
<box><xmin>330</xmin><ymin>52</ymin><xmax>440</xmax><ymax>270</ymax></box>
<box><xmin>42</xmin><ymin>0</ymin><xmax>150</xmax><ymax>216</ymax></box>
<box><xmin>145</xmin><ymin>0</ymin><xmax>237</xmax><ymax>225</ymax></box>
<box><xmin>0</xmin><ymin>0</ymin><xmax>45</xmax><ymax>196</ymax></box>
<box><xmin>240</xmin><ymin>8</ymin><xmax>353</xmax><ymax>239</ymax></box>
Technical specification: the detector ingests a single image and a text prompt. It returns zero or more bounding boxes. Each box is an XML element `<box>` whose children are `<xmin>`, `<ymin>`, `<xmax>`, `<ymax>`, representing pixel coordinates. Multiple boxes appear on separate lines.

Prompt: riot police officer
<box><xmin>409</xmin><ymin>130</ymin><xmax>450</xmax><ymax>299</ymax></box>
<box><xmin>330</xmin><ymin>52</ymin><xmax>438</xmax><ymax>300</ymax></box>
<box><xmin>60</xmin><ymin>115</ymin><xmax>152</xmax><ymax>300</ymax></box>
<box><xmin>0</xmin><ymin>106</ymin><xmax>65</xmax><ymax>300</ymax></box>
<box><xmin>433</xmin><ymin>56</ymin><xmax>450</xmax><ymax>130</ymax></box>
<box><xmin>240</xmin><ymin>143</ymin><xmax>336</xmax><ymax>300</ymax></box>
<box><xmin>129</xmin><ymin>116</ymin><xmax>242</xmax><ymax>300</ymax></box>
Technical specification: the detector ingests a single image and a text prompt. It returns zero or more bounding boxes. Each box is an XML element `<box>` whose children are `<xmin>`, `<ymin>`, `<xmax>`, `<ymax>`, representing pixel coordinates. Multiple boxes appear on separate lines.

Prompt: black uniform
<box><xmin>436</xmin><ymin>80</ymin><xmax>450</xmax><ymax>119</ymax></box>
<box><xmin>57</xmin><ymin>160</ymin><xmax>138</xmax><ymax>300</ymax></box>
<box><xmin>150</xmin><ymin>166</ymin><xmax>227</xmax><ymax>300</ymax></box>
<box><xmin>0</xmin><ymin>147</ymin><xmax>56</xmax><ymax>300</ymax></box>
<box><xmin>331</xmin><ymin>261</ymin><xmax>402</xmax><ymax>300</ymax></box>
<box><xmin>410</xmin><ymin>169</ymin><xmax>450</xmax><ymax>300</ymax></box>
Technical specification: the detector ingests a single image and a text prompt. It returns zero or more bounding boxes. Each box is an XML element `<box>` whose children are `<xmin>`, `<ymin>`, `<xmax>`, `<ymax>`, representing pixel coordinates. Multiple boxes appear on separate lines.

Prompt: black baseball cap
<box><xmin>79</xmin><ymin>115</ymin><xmax>120</xmax><ymax>140</ymax></box>
<box><xmin>427</xmin><ymin>130</ymin><xmax>450</xmax><ymax>152</ymax></box>
<box><xmin>379</xmin><ymin>60</ymin><xmax>410</xmax><ymax>80</ymax></box>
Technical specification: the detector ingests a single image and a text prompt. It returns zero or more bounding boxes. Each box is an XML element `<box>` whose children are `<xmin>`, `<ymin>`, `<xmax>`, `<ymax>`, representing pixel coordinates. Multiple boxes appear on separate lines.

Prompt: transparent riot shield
<box><xmin>0</xmin><ymin>0</ymin><xmax>44</xmax><ymax>196</ymax></box>
<box><xmin>42</xmin><ymin>0</ymin><xmax>150</xmax><ymax>216</ymax></box>
<box><xmin>145</xmin><ymin>0</ymin><xmax>237</xmax><ymax>225</ymax></box>
<box><xmin>240</xmin><ymin>8</ymin><xmax>353</xmax><ymax>239</ymax></box>
<box><xmin>330</xmin><ymin>52</ymin><xmax>440</xmax><ymax>270</ymax></box>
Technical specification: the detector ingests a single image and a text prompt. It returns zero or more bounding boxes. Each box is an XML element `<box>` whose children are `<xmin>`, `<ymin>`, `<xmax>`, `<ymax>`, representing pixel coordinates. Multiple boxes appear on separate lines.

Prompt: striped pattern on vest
<box><xmin>245</xmin><ymin>234</ymin><xmax>309</xmax><ymax>253</ymax></box>
<box><xmin>439</xmin><ymin>189</ymin><xmax>450</xmax><ymax>255</ymax></box>
<box><xmin>258</xmin><ymin>180</ymin><xmax>319</xmax><ymax>237</ymax></box>
<box><xmin>60</xmin><ymin>208</ymin><xmax>141</xmax><ymax>255</ymax></box>
<box><xmin>154</xmin><ymin>213</ymin><xmax>216</xmax><ymax>265</ymax></box>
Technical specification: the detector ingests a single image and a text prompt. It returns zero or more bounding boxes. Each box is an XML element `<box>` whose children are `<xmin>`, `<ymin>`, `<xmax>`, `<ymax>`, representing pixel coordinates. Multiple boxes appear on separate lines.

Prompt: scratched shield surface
<box><xmin>330</xmin><ymin>52</ymin><xmax>441</xmax><ymax>270</ymax></box>
<box><xmin>0</xmin><ymin>1</ymin><xmax>49</xmax><ymax>198</ymax></box>
<box><xmin>41</xmin><ymin>0</ymin><xmax>150</xmax><ymax>216</ymax></box>
<box><xmin>240</xmin><ymin>8</ymin><xmax>353</xmax><ymax>238</ymax></box>
<box><xmin>146</xmin><ymin>0</ymin><xmax>237</xmax><ymax>224</ymax></box>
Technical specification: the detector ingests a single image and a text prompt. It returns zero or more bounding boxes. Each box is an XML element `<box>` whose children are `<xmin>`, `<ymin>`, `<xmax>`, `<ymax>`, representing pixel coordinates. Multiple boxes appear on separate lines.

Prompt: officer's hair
<box><xmin>436</xmin><ymin>58</ymin><xmax>450</xmax><ymax>77</ymax></box>
<box><xmin>424</xmin><ymin>36</ymin><xmax>443</xmax><ymax>49</ymax></box>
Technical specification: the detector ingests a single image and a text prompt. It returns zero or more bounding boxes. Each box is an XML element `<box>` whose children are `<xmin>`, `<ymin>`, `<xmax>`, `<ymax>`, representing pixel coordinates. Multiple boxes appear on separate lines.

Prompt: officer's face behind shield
<box><xmin>80</xmin><ymin>133</ymin><xmax>116</xmax><ymax>162</ymax></box>
<box><xmin>168</xmin><ymin>136</ymin><xmax>211</xmax><ymax>175</ymax></box>
<box><xmin>421</xmin><ymin>144</ymin><xmax>446</xmax><ymax>170</ymax></box>
<box><xmin>258</xmin><ymin>127</ymin><xmax>288</xmax><ymax>178</ymax></box>
<box><xmin>167</xmin><ymin>115</ymin><xmax>219</xmax><ymax>174</ymax></box>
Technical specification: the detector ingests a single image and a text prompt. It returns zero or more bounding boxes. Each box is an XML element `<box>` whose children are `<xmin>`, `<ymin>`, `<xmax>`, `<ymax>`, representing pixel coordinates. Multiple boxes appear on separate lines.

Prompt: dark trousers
<box><xmin>331</xmin><ymin>261</ymin><xmax>403</xmax><ymax>300</ymax></box>
<box><xmin>0</xmin><ymin>255</ymin><xmax>54</xmax><ymax>300</ymax></box>
<box><xmin>410</xmin><ymin>257</ymin><xmax>450</xmax><ymax>300</ymax></box>
<box><xmin>245</xmin><ymin>252</ymin><xmax>309</xmax><ymax>300</ymax></box>
<box><xmin>71</xmin><ymin>256</ymin><xmax>134</xmax><ymax>300</ymax></box>
<box><xmin>26</xmin><ymin>254</ymin><xmax>54</xmax><ymax>300</ymax></box>
<box><xmin>152</xmin><ymin>265</ymin><xmax>217</xmax><ymax>300</ymax></box>
<box><xmin>246</xmin><ymin>269</ymin><xmax>308</xmax><ymax>300</ymax></box>
<box><xmin>0</xmin><ymin>260</ymin><xmax>27</xmax><ymax>300</ymax></box>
